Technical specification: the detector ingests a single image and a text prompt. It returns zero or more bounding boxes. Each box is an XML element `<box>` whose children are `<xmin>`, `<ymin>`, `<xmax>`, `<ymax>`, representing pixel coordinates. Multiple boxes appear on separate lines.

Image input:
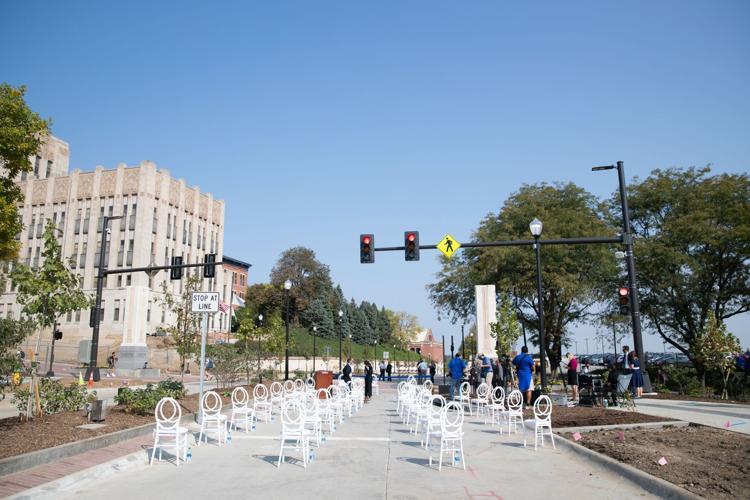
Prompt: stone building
<box><xmin>2</xmin><ymin>136</ymin><xmax>228</xmax><ymax>368</ymax></box>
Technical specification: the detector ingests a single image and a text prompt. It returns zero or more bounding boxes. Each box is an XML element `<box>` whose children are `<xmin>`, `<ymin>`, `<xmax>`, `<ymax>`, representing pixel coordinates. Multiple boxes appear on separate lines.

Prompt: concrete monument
<box><xmin>475</xmin><ymin>285</ymin><xmax>498</xmax><ymax>359</ymax></box>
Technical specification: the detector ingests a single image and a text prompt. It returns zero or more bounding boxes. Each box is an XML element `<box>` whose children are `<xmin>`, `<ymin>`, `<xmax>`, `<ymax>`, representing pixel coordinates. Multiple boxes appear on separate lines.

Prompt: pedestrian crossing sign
<box><xmin>437</xmin><ymin>234</ymin><xmax>461</xmax><ymax>258</ymax></box>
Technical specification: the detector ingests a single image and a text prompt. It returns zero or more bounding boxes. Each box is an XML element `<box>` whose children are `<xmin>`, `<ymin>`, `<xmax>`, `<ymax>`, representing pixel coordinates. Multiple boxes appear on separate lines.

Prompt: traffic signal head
<box><xmin>618</xmin><ymin>286</ymin><xmax>630</xmax><ymax>315</ymax></box>
<box><xmin>203</xmin><ymin>253</ymin><xmax>216</xmax><ymax>278</ymax></box>
<box><xmin>170</xmin><ymin>256</ymin><xmax>184</xmax><ymax>280</ymax></box>
<box><xmin>360</xmin><ymin>234</ymin><xmax>374</xmax><ymax>264</ymax></box>
<box><xmin>404</xmin><ymin>231</ymin><xmax>420</xmax><ymax>261</ymax></box>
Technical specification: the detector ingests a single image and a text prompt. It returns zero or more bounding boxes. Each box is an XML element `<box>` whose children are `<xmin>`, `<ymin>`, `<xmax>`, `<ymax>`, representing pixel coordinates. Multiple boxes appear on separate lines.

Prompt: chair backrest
<box><xmin>303</xmin><ymin>393</ymin><xmax>319</xmax><ymax>415</ymax></box>
<box><xmin>155</xmin><ymin>397</ymin><xmax>181</xmax><ymax>431</ymax></box>
<box><xmin>429</xmin><ymin>395</ymin><xmax>446</xmax><ymax>418</ymax></box>
<box><xmin>507</xmin><ymin>389</ymin><xmax>523</xmax><ymax>411</ymax></box>
<box><xmin>201</xmin><ymin>391</ymin><xmax>222</xmax><ymax>416</ymax></box>
<box><xmin>534</xmin><ymin>395</ymin><xmax>552</xmax><ymax>421</ymax></box>
<box><xmin>253</xmin><ymin>383</ymin><xmax>269</xmax><ymax>401</ymax></box>
<box><xmin>270</xmin><ymin>381</ymin><xmax>283</xmax><ymax>397</ymax></box>
<box><xmin>231</xmin><ymin>386</ymin><xmax>249</xmax><ymax>409</ymax></box>
<box><xmin>306</xmin><ymin>377</ymin><xmax>315</xmax><ymax>388</ymax></box>
<box><xmin>477</xmin><ymin>383</ymin><xmax>491</xmax><ymax>398</ymax></box>
<box><xmin>423</xmin><ymin>379</ymin><xmax>433</xmax><ymax>391</ymax></box>
<box><xmin>459</xmin><ymin>381</ymin><xmax>470</xmax><ymax>397</ymax></box>
<box><xmin>281</xmin><ymin>400</ymin><xmax>304</xmax><ymax>431</ymax></box>
<box><xmin>316</xmin><ymin>388</ymin><xmax>330</xmax><ymax>401</ymax></box>
<box><xmin>441</xmin><ymin>401</ymin><xmax>465</xmax><ymax>433</ymax></box>
<box><xmin>491</xmin><ymin>386</ymin><xmax>505</xmax><ymax>406</ymax></box>
<box><xmin>294</xmin><ymin>379</ymin><xmax>305</xmax><ymax>391</ymax></box>
<box><xmin>283</xmin><ymin>380</ymin><xmax>295</xmax><ymax>394</ymax></box>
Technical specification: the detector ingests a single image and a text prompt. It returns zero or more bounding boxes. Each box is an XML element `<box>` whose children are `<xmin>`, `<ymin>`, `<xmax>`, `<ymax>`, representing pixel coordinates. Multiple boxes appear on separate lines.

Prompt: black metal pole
<box><xmin>613</xmin><ymin>318</ymin><xmax>617</xmax><ymax>366</ymax></box>
<box><xmin>312</xmin><ymin>328</ymin><xmax>316</xmax><ymax>374</ymax></box>
<box><xmin>257</xmin><ymin>325</ymin><xmax>262</xmax><ymax>385</ymax></box>
<box><xmin>616</xmin><ymin>161</ymin><xmax>646</xmax><ymax>370</ymax></box>
<box><xmin>338</xmin><ymin>318</ymin><xmax>343</xmax><ymax>372</ymax></box>
<box><xmin>87</xmin><ymin>215</ymin><xmax>121</xmax><ymax>382</ymax></box>
<box><xmin>534</xmin><ymin>235</ymin><xmax>547</xmax><ymax>390</ymax></box>
<box><xmin>442</xmin><ymin>336</ymin><xmax>446</xmax><ymax>385</ymax></box>
<box><xmin>461</xmin><ymin>325</ymin><xmax>465</xmax><ymax>359</ymax></box>
<box><xmin>450</xmin><ymin>335</ymin><xmax>455</xmax><ymax>359</ymax></box>
<box><xmin>284</xmin><ymin>289</ymin><xmax>290</xmax><ymax>381</ymax></box>
<box><xmin>46</xmin><ymin>322</ymin><xmax>58</xmax><ymax>377</ymax></box>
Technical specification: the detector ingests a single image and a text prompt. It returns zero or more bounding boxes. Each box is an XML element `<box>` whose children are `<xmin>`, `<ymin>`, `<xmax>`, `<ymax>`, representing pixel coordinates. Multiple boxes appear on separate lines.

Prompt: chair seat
<box><xmin>155</xmin><ymin>426</ymin><xmax>189</xmax><ymax>436</ymax></box>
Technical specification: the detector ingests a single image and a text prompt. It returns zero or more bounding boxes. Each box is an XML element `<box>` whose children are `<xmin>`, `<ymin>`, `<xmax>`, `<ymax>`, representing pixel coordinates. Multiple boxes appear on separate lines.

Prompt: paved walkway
<box><xmin>9</xmin><ymin>385</ymin><xmax>656</xmax><ymax>500</ymax></box>
<box><xmin>635</xmin><ymin>398</ymin><xmax>750</xmax><ymax>435</ymax></box>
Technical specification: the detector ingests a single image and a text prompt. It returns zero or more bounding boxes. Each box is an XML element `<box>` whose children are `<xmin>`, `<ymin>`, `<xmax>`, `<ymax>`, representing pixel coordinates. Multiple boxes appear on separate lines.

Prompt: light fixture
<box><xmin>529</xmin><ymin>218</ymin><xmax>543</xmax><ymax>237</ymax></box>
<box><xmin>338</xmin><ymin>309</ymin><xmax>343</xmax><ymax>318</ymax></box>
<box><xmin>284</xmin><ymin>279</ymin><xmax>292</xmax><ymax>290</ymax></box>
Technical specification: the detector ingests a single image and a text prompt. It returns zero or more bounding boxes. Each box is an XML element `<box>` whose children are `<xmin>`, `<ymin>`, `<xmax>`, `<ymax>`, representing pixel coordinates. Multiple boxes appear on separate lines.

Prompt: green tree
<box><xmin>302</xmin><ymin>297</ymin><xmax>335</xmax><ymax>338</ymax></box>
<box><xmin>387</xmin><ymin>310</ymin><xmax>421</xmax><ymax>349</ymax></box>
<box><xmin>0</xmin><ymin>84</ymin><xmax>50</xmax><ymax>261</ymax></box>
<box><xmin>158</xmin><ymin>273</ymin><xmax>202</xmax><ymax>375</ymax></box>
<box><xmin>491</xmin><ymin>294</ymin><xmax>522</xmax><ymax>357</ymax></box>
<box><xmin>428</xmin><ymin>182</ymin><xmax>618</xmax><ymax>371</ymax></box>
<box><xmin>693</xmin><ymin>314</ymin><xmax>741</xmax><ymax>399</ymax></box>
<box><xmin>625</xmin><ymin>167</ymin><xmax>750</xmax><ymax>380</ymax></box>
<box><xmin>0</xmin><ymin>317</ymin><xmax>33</xmax><ymax>375</ymax></box>
<box><xmin>270</xmin><ymin>247</ymin><xmax>333</xmax><ymax>323</ymax></box>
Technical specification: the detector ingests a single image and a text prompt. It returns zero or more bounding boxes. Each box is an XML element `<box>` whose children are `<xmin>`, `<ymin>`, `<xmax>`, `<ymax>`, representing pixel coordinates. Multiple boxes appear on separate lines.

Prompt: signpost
<box><xmin>437</xmin><ymin>234</ymin><xmax>461</xmax><ymax>258</ymax></box>
<box><xmin>383</xmin><ymin>351</ymin><xmax>389</xmax><ymax>359</ymax></box>
<box><xmin>192</xmin><ymin>292</ymin><xmax>219</xmax><ymax>423</ymax></box>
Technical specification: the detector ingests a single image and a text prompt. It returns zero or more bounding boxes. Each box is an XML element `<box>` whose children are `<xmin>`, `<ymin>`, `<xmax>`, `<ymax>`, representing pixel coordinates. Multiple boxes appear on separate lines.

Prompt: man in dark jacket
<box><xmin>386</xmin><ymin>362</ymin><xmax>393</xmax><ymax>381</ymax></box>
<box><xmin>343</xmin><ymin>358</ymin><xmax>353</xmax><ymax>386</ymax></box>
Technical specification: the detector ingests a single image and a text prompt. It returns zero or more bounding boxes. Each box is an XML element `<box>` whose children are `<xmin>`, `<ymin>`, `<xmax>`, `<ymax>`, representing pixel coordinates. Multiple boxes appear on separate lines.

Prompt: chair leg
<box><xmin>460</xmin><ymin>441</ymin><xmax>466</xmax><ymax>470</ymax></box>
<box><xmin>150</xmin><ymin>435</ymin><xmax>158</xmax><ymax>465</ymax></box>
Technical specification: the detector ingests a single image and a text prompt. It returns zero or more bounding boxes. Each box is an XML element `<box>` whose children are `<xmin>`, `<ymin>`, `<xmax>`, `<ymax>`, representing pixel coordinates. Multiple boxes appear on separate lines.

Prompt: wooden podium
<box><xmin>314</xmin><ymin>370</ymin><xmax>333</xmax><ymax>394</ymax></box>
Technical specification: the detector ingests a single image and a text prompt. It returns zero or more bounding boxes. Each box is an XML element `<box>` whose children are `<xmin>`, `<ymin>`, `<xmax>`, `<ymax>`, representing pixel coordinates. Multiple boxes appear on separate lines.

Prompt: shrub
<box><xmin>12</xmin><ymin>379</ymin><xmax>92</xmax><ymax>414</ymax></box>
<box><xmin>115</xmin><ymin>379</ymin><xmax>186</xmax><ymax>415</ymax></box>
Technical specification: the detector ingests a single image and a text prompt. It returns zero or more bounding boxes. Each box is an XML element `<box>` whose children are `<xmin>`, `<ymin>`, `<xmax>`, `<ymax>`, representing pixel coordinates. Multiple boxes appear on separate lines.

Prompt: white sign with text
<box><xmin>191</xmin><ymin>292</ymin><xmax>220</xmax><ymax>313</ymax></box>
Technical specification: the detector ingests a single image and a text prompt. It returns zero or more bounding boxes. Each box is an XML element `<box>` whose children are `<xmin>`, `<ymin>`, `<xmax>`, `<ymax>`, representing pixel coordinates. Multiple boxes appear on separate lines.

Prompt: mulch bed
<box><xmin>519</xmin><ymin>405</ymin><xmax>676</xmax><ymax>428</ymax></box>
<box><xmin>644</xmin><ymin>393</ymin><xmax>750</xmax><ymax>405</ymax></box>
<box><xmin>563</xmin><ymin>426</ymin><xmax>750</xmax><ymax>499</ymax></box>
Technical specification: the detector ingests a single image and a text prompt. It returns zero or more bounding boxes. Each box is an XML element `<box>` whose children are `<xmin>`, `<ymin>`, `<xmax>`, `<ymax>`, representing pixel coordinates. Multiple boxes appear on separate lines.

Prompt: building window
<box><xmin>152</xmin><ymin>208</ymin><xmax>158</xmax><ymax>234</ymax></box>
<box><xmin>28</xmin><ymin>215</ymin><xmax>35</xmax><ymax>239</ymax></box>
<box><xmin>126</xmin><ymin>274</ymin><xmax>132</xmax><ymax>286</ymax></box>
<box><xmin>74</xmin><ymin>208</ymin><xmax>81</xmax><ymax>234</ymax></box>
<box><xmin>129</xmin><ymin>203</ymin><xmax>136</xmax><ymax>230</ymax></box>
<box><xmin>33</xmin><ymin>247</ymin><xmax>40</xmax><ymax>268</ymax></box>
<box><xmin>66</xmin><ymin>310</ymin><xmax>73</xmax><ymax>322</ymax></box>
<box><xmin>36</xmin><ymin>216</ymin><xmax>43</xmax><ymax>238</ymax></box>
<box><xmin>75</xmin><ymin>310</ymin><xmax>81</xmax><ymax>322</ymax></box>
<box><xmin>127</xmin><ymin>239</ymin><xmax>133</xmax><ymax>266</ymax></box>
<box><xmin>99</xmin><ymin>301</ymin><xmax>105</xmax><ymax>324</ymax></box>
<box><xmin>46</xmin><ymin>160</ymin><xmax>52</xmax><ymax>178</ymax></box>
<box><xmin>79</xmin><ymin>242</ymin><xmax>87</xmax><ymax>268</ymax></box>
<box><xmin>147</xmin><ymin>301</ymin><xmax>151</xmax><ymax>322</ymax></box>
<box><xmin>33</xmin><ymin>156</ymin><xmax>40</xmax><ymax>177</ymax></box>
<box><xmin>166</xmin><ymin>214</ymin><xmax>171</xmax><ymax>239</ymax></box>
<box><xmin>82</xmin><ymin>208</ymin><xmax>90</xmax><ymax>234</ymax></box>
<box><xmin>117</xmin><ymin>239</ymin><xmax>125</xmax><ymax>266</ymax></box>
<box><xmin>114</xmin><ymin>300</ymin><xmax>120</xmax><ymax>322</ymax></box>
<box><xmin>121</xmin><ymin>203</ymin><xmax>127</xmax><ymax>231</ymax></box>
<box><xmin>117</xmin><ymin>275</ymin><xmax>122</xmax><ymax>287</ymax></box>
<box><xmin>59</xmin><ymin>210</ymin><xmax>65</xmax><ymax>231</ymax></box>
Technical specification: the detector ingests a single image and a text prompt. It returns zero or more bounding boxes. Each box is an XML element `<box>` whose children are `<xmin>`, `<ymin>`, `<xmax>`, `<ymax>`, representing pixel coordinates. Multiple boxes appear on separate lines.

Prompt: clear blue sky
<box><xmin>2</xmin><ymin>1</ymin><xmax>749</xmax><ymax>353</ymax></box>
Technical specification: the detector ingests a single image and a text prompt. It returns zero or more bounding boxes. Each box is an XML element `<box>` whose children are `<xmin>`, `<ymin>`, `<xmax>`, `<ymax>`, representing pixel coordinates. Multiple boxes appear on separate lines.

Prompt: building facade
<box><xmin>408</xmin><ymin>328</ymin><xmax>444</xmax><ymax>362</ymax></box>
<box><xmin>2</xmin><ymin>136</ymin><xmax>228</xmax><ymax>366</ymax></box>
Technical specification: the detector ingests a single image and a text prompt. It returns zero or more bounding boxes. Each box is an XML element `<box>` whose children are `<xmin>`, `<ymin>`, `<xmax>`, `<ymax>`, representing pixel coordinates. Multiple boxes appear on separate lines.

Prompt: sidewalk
<box><xmin>7</xmin><ymin>384</ymin><xmax>657</xmax><ymax>499</ymax></box>
<box><xmin>634</xmin><ymin>398</ymin><xmax>750</xmax><ymax>435</ymax></box>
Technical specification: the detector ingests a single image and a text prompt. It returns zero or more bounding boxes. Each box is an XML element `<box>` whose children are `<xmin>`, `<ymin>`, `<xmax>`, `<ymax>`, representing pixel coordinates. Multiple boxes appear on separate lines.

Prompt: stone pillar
<box><xmin>119</xmin><ymin>285</ymin><xmax>149</xmax><ymax>369</ymax></box>
<box><xmin>475</xmin><ymin>285</ymin><xmax>497</xmax><ymax>359</ymax></box>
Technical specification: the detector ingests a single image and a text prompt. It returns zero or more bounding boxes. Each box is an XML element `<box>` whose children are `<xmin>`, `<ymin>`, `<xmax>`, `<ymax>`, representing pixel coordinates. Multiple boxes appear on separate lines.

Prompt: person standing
<box><xmin>378</xmin><ymin>360</ymin><xmax>386</xmax><ymax>381</ymax></box>
<box><xmin>448</xmin><ymin>354</ymin><xmax>466</xmax><ymax>400</ymax></box>
<box><xmin>364</xmin><ymin>360</ymin><xmax>373</xmax><ymax>401</ymax></box>
<box><xmin>417</xmin><ymin>358</ymin><xmax>428</xmax><ymax>384</ymax></box>
<box><xmin>566</xmin><ymin>352</ymin><xmax>579</xmax><ymax>401</ymax></box>
<box><xmin>480</xmin><ymin>354</ymin><xmax>493</xmax><ymax>386</ymax></box>
<box><xmin>429</xmin><ymin>360</ymin><xmax>436</xmax><ymax>383</ymax></box>
<box><xmin>386</xmin><ymin>361</ymin><xmax>392</xmax><ymax>381</ymax></box>
<box><xmin>343</xmin><ymin>358</ymin><xmax>353</xmax><ymax>386</ymax></box>
<box><xmin>621</xmin><ymin>345</ymin><xmax>632</xmax><ymax>371</ymax></box>
<box><xmin>513</xmin><ymin>346</ymin><xmax>535</xmax><ymax>406</ymax></box>
<box><xmin>631</xmin><ymin>353</ymin><xmax>644</xmax><ymax>398</ymax></box>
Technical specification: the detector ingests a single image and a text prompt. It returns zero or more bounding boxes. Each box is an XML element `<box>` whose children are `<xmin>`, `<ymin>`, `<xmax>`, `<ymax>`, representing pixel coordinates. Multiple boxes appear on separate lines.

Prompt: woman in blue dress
<box><xmin>630</xmin><ymin>353</ymin><xmax>644</xmax><ymax>398</ymax></box>
<box><xmin>512</xmin><ymin>345</ymin><xmax>535</xmax><ymax>406</ymax></box>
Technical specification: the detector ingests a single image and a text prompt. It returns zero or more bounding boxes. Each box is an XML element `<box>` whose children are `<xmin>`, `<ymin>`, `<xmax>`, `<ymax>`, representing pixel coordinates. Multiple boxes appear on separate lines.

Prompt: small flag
<box><xmin>617</xmin><ymin>431</ymin><xmax>625</xmax><ymax>442</ymax></box>
<box><xmin>573</xmin><ymin>432</ymin><xmax>582</xmax><ymax>441</ymax></box>
<box><xmin>724</xmin><ymin>421</ymin><xmax>731</xmax><ymax>428</ymax></box>
<box><xmin>218</xmin><ymin>302</ymin><xmax>230</xmax><ymax>313</ymax></box>
<box><xmin>657</xmin><ymin>457</ymin><xmax>668</xmax><ymax>466</ymax></box>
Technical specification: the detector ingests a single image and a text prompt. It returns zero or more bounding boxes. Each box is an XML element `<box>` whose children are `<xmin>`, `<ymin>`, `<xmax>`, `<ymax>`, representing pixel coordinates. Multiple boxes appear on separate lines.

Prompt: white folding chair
<box><xmin>317</xmin><ymin>388</ymin><xmax>336</xmax><ymax>433</ymax></box>
<box><xmin>529</xmin><ymin>395</ymin><xmax>555</xmax><ymax>450</ymax></box>
<box><xmin>428</xmin><ymin>401</ymin><xmax>466</xmax><ymax>471</ymax></box>
<box><xmin>270</xmin><ymin>381</ymin><xmax>284</xmax><ymax>414</ymax></box>
<box><xmin>471</xmin><ymin>383</ymin><xmax>491</xmax><ymax>417</ymax></box>
<box><xmin>253</xmin><ymin>384</ymin><xmax>273</xmax><ymax>423</ymax></box>
<box><xmin>488</xmin><ymin>386</ymin><xmax>506</xmax><ymax>429</ymax></box>
<box><xmin>198</xmin><ymin>391</ymin><xmax>227</xmax><ymax>446</ymax></box>
<box><xmin>150</xmin><ymin>397</ymin><xmax>189</xmax><ymax>467</ymax></box>
<box><xmin>229</xmin><ymin>386</ymin><xmax>255</xmax><ymax>433</ymax></box>
<box><xmin>506</xmin><ymin>389</ymin><xmax>524</xmax><ymax>436</ymax></box>
<box><xmin>277</xmin><ymin>400</ymin><xmax>309</xmax><ymax>468</ymax></box>
<box><xmin>303</xmin><ymin>393</ymin><xmax>323</xmax><ymax>447</ymax></box>
<box><xmin>422</xmin><ymin>394</ymin><xmax>446</xmax><ymax>449</ymax></box>
<box><xmin>457</xmin><ymin>381</ymin><xmax>472</xmax><ymax>416</ymax></box>
<box><xmin>283</xmin><ymin>379</ymin><xmax>296</xmax><ymax>395</ymax></box>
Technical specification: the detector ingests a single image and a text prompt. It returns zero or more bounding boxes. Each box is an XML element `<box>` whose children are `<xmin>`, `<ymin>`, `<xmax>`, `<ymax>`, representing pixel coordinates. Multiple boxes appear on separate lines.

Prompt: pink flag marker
<box><xmin>617</xmin><ymin>431</ymin><xmax>625</xmax><ymax>442</ymax></box>
<box><xmin>657</xmin><ymin>457</ymin><xmax>668</xmax><ymax>466</ymax></box>
<box><xmin>573</xmin><ymin>432</ymin><xmax>582</xmax><ymax>441</ymax></box>
<box><xmin>724</xmin><ymin>421</ymin><xmax>731</xmax><ymax>428</ymax></box>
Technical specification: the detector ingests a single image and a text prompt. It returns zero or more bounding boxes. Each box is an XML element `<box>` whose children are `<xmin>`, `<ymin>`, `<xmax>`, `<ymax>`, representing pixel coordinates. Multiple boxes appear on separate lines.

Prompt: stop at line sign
<box><xmin>191</xmin><ymin>292</ymin><xmax>219</xmax><ymax>313</ymax></box>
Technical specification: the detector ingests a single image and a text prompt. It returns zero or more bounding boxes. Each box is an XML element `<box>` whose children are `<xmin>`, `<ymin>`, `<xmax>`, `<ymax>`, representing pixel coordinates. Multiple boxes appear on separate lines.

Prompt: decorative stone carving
<box><xmin>199</xmin><ymin>195</ymin><xmax>208</xmax><ymax>219</ymax></box>
<box><xmin>123</xmin><ymin>168</ymin><xmax>139</xmax><ymax>194</ymax></box>
<box><xmin>77</xmin><ymin>173</ymin><xmax>94</xmax><ymax>198</ymax></box>
<box><xmin>170</xmin><ymin>180</ymin><xmax>180</xmax><ymax>205</ymax></box>
<box><xmin>53</xmin><ymin>178</ymin><xmax>70</xmax><ymax>203</ymax></box>
<box><xmin>185</xmin><ymin>189</ymin><xmax>195</xmax><ymax>213</ymax></box>
<box><xmin>32</xmin><ymin>180</ymin><xmax>48</xmax><ymax>204</ymax></box>
<box><xmin>100</xmin><ymin>171</ymin><xmax>117</xmax><ymax>196</ymax></box>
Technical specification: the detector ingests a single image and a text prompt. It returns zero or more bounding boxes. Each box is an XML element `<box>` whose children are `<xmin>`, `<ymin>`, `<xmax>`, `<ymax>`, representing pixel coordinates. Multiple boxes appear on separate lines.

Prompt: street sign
<box><xmin>437</xmin><ymin>234</ymin><xmax>461</xmax><ymax>258</ymax></box>
<box><xmin>191</xmin><ymin>292</ymin><xmax>220</xmax><ymax>313</ymax></box>
<box><xmin>383</xmin><ymin>351</ymin><xmax>389</xmax><ymax>359</ymax></box>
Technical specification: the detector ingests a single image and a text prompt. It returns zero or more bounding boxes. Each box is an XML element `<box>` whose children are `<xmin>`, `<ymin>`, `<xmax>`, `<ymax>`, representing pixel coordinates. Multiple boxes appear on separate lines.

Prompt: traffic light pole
<box><xmin>46</xmin><ymin>322</ymin><xmax>60</xmax><ymax>377</ymax></box>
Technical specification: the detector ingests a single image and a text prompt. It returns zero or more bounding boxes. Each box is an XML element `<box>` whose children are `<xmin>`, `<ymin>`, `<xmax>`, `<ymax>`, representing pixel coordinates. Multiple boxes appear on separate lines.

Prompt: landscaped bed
<box><xmin>562</xmin><ymin>425</ymin><xmax>750</xmax><ymax>499</ymax></box>
<box><xmin>522</xmin><ymin>404</ymin><xmax>676</xmax><ymax>428</ymax></box>
<box><xmin>643</xmin><ymin>393</ymin><xmax>749</xmax><ymax>405</ymax></box>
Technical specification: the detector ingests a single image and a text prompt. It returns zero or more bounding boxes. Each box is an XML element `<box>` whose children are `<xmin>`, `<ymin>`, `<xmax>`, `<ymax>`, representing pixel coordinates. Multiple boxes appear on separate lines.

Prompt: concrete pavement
<box><xmin>17</xmin><ymin>384</ymin><xmax>656</xmax><ymax>500</ymax></box>
<box><xmin>634</xmin><ymin>398</ymin><xmax>750</xmax><ymax>435</ymax></box>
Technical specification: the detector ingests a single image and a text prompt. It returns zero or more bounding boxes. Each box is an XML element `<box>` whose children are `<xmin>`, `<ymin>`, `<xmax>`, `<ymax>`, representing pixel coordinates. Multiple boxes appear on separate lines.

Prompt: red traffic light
<box><xmin>362</xmin><ymin>236</ymin><xmax>371</xmax><ymax>245</ymax></box>
<box><xmin>407</xmin><ymin>233</ymin><xmax>416</xmax><ymax>242</ymax></box>
<box><xmin>618</xmin><ymin>286</ymin><xmax>629</xmax><ymax>296</ymax></box>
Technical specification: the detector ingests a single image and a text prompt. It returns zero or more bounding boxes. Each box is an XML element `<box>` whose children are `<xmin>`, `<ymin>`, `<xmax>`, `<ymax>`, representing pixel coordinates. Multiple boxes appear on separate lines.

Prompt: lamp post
<box><xmin>585</xmin><ymin>337</ymin><xmax>589</xmax><ymax>356</ymax></box>
<box><xmin>284</xmin><ymin>279</ymin><xmax>292</xmax><ymax>380</ymax></box>
<box><xmin>257</xmin><ymin>314</ymin><xmax>263</xmax><ymax>384</ymax></box>
<box><xmin>461</xmin><ymin>324</ymin><xmax>466</xmax><ymax>359</ymax></box>
<box><xmin>312</xmin><ymin>326</ymin><xmax>317</xmax><ymax>374</ymax></box>
<box><xmin>87</xmin><ymin>214</ymin><xmax>123</xmax><ymax>382</ymax></box>
<box><xmin>530</xmin><ymin>217</ymin><xmax>547</xmax><ymax>391</ymax></box>
<box><xmin>442</xmin><ymin>335</ymin><xmax>446</xmax><ymax>385</ymax></box>
<box><xmin>337</xmin><ymin>309</ymin><xmax>344</xmax><ymax>371</ymax></box>
<box><xmin>393</xmin><ymin>344</ymin><xmax>397</xmax><ymax>376</ymax></box>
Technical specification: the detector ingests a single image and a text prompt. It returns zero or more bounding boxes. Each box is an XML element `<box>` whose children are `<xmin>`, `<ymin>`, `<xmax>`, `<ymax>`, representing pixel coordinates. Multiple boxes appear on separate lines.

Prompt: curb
<box><xmin>555</xmin><ymin>420</ymin><xmax>688</xmax><ymax>434</ymax></box>
<box><xmin>555</xmin><ymin>434</ymin><xmax>702</xmax><ymax>500</ymax></box>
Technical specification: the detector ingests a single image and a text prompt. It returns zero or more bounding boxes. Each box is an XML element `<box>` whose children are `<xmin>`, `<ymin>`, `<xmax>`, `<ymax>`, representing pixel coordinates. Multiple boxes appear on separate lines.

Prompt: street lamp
<box><xmin>284</xmin><ymin>279</ymin><xmax>292</xmax><ymax>380</ymax></box>
<box><xmin>257</xmin><ymin>314</ymin><xmax>263</xmax><ymax>384</ymax></box>
<box><xmin>87</xmin><ymin>214</ymin><xmax>123</xmax><ymax>382</ymax></box>
<box><xmin>338</xmin><ymin>309</ymin><xmax>344</xmax><ymax>371</ymax></box>
<box><xmin>312</xmin><ymin>325</ymin><xmax>318</xmax><ymax>374</ymax></box>
<box><xmin>529</xmin><ymin>217</ymin><xmax>547</xmax><ymax>390</ymax></box>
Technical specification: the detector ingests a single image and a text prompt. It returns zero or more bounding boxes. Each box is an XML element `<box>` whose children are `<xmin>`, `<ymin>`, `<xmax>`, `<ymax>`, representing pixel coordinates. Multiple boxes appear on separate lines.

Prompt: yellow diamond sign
<box><xmin>437</xmin><ymin>234</ymin><xmax>461</xmax><ymax>258</ymax></box>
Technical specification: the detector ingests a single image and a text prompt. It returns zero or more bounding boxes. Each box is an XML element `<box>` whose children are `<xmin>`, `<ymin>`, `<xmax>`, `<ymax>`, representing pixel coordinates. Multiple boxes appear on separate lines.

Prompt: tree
<box><xmin>158</xmin><ymin>273</ymin><xmax>202</xmax><ymax>375</ymax></box>
<box><xmin>0</xmin><ymin>317</ymin><xmax>33</xmax><ymax>375</ymax></box>
<box><xmin>243</xmin><ymin>283</ymin><xmax>282</xmax><ymax>320</ymax></box>
<box><xmin>692</xmin><ymin>314</ymin><xmax>741</xmax><ymax>399</ymax></box>
<box><xmin>0</xmin><ymin>84</ymin><xmax>50</xmax><ymax>261</ymax></box>
<box><xmin>270</xmin><ymin>247</ymin><xmax>333</xmax><ymax>323</ymax></box>
<box><xmin>491</xmin><ymin>294</ymin><xmax>522</xmax><ymax>357</ymax></box>
<box><xmin>625</xmin><ymin>167</ymin><xmax>750</xmax><ymax>379</ymax></box>
<box><xmin>428</xmin><ymin>182</ymin><xmax>618</xmax><ymax>372</ymax></box>
<box><xmin>236</xmin><ymin>311</ymin><xmax>287</xmax><ymax>380</ymax></box>
<box><xmin>302</xmin><ymin>297</ymin><xmax>335</xmax><ymax>338</ymax></box>
<box><xmin>387</xmin><ymin>310</ymin><xmax>421</xmax><ymax>349</ymax></box>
